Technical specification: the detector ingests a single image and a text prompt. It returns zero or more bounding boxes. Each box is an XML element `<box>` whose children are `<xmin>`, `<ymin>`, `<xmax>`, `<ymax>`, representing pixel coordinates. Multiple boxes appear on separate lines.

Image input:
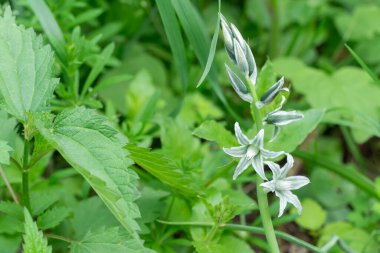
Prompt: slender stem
<box><xmin>247</xmin><ymin>78</ymin><xmax>280</xmax><ymax>253</ymax></box>
<box><xmin>340</xmin><ymin>126</ymin><xmax>366</xmax><ymax>170</ymax></box>
<box><xmin>0</xmin><ymin>166</ymin><xmax>20</xmax><ymax>204</ymax></box>
<box><xmin>44</xmin><ymin>233</ymin><xmax>75</xmax><ymax>243</ymax></box>
<box><xmin>22</xmin><ymin>139</ymin><xmax>31</xmax><ymax>211</ymax></box>
<box><xmin>157</xmin><ymin>220</ymin><xmax>323</xmax><ymax>253</ymax></box>
<box><xmin>270</xmin><ymin>0</ymin><xmax>280</xmax><ymax>58</ymax></box>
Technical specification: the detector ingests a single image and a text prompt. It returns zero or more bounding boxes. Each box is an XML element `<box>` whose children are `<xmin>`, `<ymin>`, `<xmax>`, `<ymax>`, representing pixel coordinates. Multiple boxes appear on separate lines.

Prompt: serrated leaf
<box><xmin>34</xmin><ymin>107</ymin><xmax>147</xmax><ymax>249</ymax></box>
<box><xmin>193</xmin><ymin>120</ymin><xmax>237</xmax><ymax>148</ymax></box>
<box><xmin>23</xmin><ymin>208</ymin><xmax>52</xmax><ymax>253</ymax></box>
<box><xmin>37</xmin><ymin>206</ymin><xmax>71</xmax><ymax>230</ymax></box>
<box><xmin>0</xmin><ymin>201</ymin><xmax>23</xmax><ymax>220</ymax></box>
<box><xmin>70</xmin><ymin>227</ymin><xmax>154</xmax><ymax>253</ymax></box>
<box><xmin>0</xmin><ymin>140</ymin><xmax>12</xmax><ymax>165</ymax></box>
<box><xmin>125</xmin><ymin>144</ymin><xmax>200</xmax><ymax>196</ymax></box>
<box><xmin>0</xmin><ymin>7</ymin><xmax>58</xmax><ymax>122</ymax></box>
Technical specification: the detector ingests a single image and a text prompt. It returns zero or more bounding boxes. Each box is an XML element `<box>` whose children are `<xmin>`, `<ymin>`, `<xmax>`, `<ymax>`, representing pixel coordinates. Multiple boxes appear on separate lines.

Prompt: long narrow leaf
<box><xmin>196</xmin><ymin>0</ymin><xmax>221</xmax><ymax>88</ymax></box>
<box><xmin>27</xmin><ymin>0</ymin><xmax>66</xmax><ymax>63</ymax></box>
<box><xmin>156</xmin><ymin>0</ymin><xmax>188</xmax><ymax>94</ymax></box>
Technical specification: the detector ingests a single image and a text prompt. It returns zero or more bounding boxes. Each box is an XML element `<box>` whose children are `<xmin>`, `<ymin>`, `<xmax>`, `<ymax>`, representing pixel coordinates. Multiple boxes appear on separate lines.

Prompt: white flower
<box><xmin>223</xmin><ymin>122</ymin><xmax>285</xmax><ymax>180</ymax></box>
<box><xmin>261</xmin><ymin>155</ymin><xmax>310</xmax><ymax>217</ymax></box>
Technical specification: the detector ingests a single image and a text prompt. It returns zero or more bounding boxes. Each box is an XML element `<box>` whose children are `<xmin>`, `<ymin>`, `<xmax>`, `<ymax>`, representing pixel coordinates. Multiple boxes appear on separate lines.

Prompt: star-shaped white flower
<box><xmin>223</xmin><ymin>122</ymin><xmax>285</xmax><ymax>180</ymax></box>
<box><xmin>261</xmin><ymin>155</ymin><xmax>310</xmax><ymax>217</ymax></box>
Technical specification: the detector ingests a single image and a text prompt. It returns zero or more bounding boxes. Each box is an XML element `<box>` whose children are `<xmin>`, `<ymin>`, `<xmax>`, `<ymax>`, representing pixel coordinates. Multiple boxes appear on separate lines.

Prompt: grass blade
<box><xmin>156</xmin><ymin>0</ymin><xmax>188</xmax><ymax>94</ymax></box>
<box><xmin>345</xmin><ymin>43</ymin><xmax>380</xmax><ymax>85</ymax></box>
<box><xmin>27</xmin><ymin>0</ymin><xmax>67</xmax><ymax>63</ymax></box>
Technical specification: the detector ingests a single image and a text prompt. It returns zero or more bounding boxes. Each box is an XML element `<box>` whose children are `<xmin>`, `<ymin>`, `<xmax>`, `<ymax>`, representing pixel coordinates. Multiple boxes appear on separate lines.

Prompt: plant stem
<box><xmin>247</xmin><ymin>78</ymin><xmax>280</xmax><ymax>253</ymax></box>
<box><xmin>340</xmin><ymin>126</ymin><xmax>366</xmax><ymax>170</ymax></box>
<box><xmin>44</xmin><ymin>233</ymin><xmax>75</xmax><ymax>243</ymax></box>
<box><xmin>0</xmin><ymin>166</ymin><xmax>19</xmax><ymax>204</ymax></box>
<box><xmin>22</xmin><ymin>139</ymin><xmax>31</xmax><ymax>211</ymax></box>
<box><xmin>157</xmin><ymin>220</ymin><xmax>322</xmax><ymax>253</ymax></box>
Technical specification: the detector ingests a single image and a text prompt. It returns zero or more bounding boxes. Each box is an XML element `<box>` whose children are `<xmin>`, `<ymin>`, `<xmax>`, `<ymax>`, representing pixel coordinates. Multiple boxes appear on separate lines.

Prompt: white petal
<box><xmin>220</xmin><ymin>15</ymin><xmax>233</xmax><ymax>52</ymax></box>
<box><xmin>278</xmin><ymin>194</ymin><xmax>288</xmax><ymax>217</ymax></box>
<box><xmin>264</xmin><ymin>161</ymin><xmax>281</xmax><ymax>179</ymax></box>
<box><xmin>266</xmin><ymin>110</ymin><xmax>304</xmax><ymax>126</ymax></box>
<box><xmin>234</xmin><ymin>122</ymin><xmax>250</xmax><ymax>145</ymax></box>
<box><xmin>230</xmin><ymin>24</ymin><xmax>246</xmax><ymax>50</ymax></box>
<box><xmin>233</xmin><ymin>156</ymin><xmax>250</xmax><ymax>180</ymax></box>
<box><xmin>252</xmin><ymin>129</ymin><xmax>264</xmax><ymax>148</ymax></box>
<box><xmin>282</xmin><ymin>191</ymin><xmax>303</xmax><ymax>215</ymax></box>
<box><xmin>261</xmin><ymin>180</ymin><xmax>275</xmax><ymax>193</ymax></box>
<box><xmin>270</xmin><ymin>126</ymin><xmax>280</xmax><ymax>142</ymax></box>
<box><xmin>233</xmin><ymin>39</ymin><xmax>249</xmax><ymax>76</ymax></box>
<box><xmin>223</xmin><ymin>146</ymin><xmax>246</xmax><ymax>158</ymax></box>
<box><xmin>244</xmin><ymin>41</ymin><xmax>257</xmax><ymax>84</ymax></box>
<box><xmin>280</xmin><ymin>176</ymin><xmax>310</xmax><ymax>190</ymax></box>
<box><xmin>225</xmin><ymin>65</ymin><xmax>253</xmax><ymax>103</ymax></box>
<box><xmin>280</xmin><ymin>154</ymin><xmax>294</xmax><ymax>177</ymax></box>
<box><xmin>252</xmin><ymin>154</ymin><xmax>266</xmax><ymax>180</ymax></box>
<box><xmin>260</xmin><ymin>148</ymin><xmax>284</xmax><ymax>159</ymax></box>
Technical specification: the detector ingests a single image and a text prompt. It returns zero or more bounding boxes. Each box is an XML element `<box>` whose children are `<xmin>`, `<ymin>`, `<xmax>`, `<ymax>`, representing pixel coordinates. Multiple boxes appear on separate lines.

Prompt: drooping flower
<box><xmin>256</xmin><ymin>77</ymin><xmax>288</xmax><ymax>108</ymax></box>
<box><xmin>223</xmin><ymin>122</ymin><xmax>285</xmax><ymax>180</ymax></box>
<box><xmin>261</xmin><ymin>155</ymin><xmax>310</xmax><ymax>217</ymax></box>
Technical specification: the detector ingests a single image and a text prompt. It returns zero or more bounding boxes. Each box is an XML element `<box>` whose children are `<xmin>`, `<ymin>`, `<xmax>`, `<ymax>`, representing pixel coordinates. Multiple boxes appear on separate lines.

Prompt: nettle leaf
<box><xmin>0</xmin><ymin>7</ymin><xmax>58</xmax><ymax>122</ymax></box>
<box><xmin>0</xmin><ymin>140</ymin><xmax>12</xmax><ymax>165</ymax></box>
<box><xmin>125</xmin><ymin>144</ymin><xmax>200</xmax><ymax>197</ymax></box>
<box><xmin>37</xmin><ymin>206</ymin><xmax>71</xmax><ymax>230</ymax></box>
<box><xmin>35</xmin><ymin>107</ymin><xmax>147</xmax><ymax>248</ymax></box>
<box><xmin>70</xmin><ymin>227</ymin><xmax>153</xmax><ymax>253</ymax></box>
<box><xmin>267</xmin><ymin>109</ymin><xmax>324</xmax><ymax>153</ymax></box>
<box><xmin>23</xmin><ymin>208</ymin><xmax>52</xmax><ymax>253</ymax></box>
<box><xmin>193</xmin><ymin>120</ymin><xmax>237</xmax><ymax>148</ymax></box>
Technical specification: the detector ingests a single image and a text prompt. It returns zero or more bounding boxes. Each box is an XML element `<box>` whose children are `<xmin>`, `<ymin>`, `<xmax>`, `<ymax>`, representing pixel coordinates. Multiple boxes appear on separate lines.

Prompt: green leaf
<box><xmin>156</xmin><ymin>0</ymin><xmax>188</xmax><ymax>93</ymax></box>
<box><xmin>0</xmin><ymin>201</ymin><xmax>23</xmax><ymax>220</ymax></box>
<box><xmin>171</xmin><ymin>0</ymin><xmax>240</xmax><ymax>121</ymax></box>
<box><xmin>196</xmin><ymin>1</ymin><xmax>221</xmax><ymax>88</ymax></box>
<box><xmin>0</xmin><ymin>140</ymin><xmax>12</xmax><ymax>165</ymax></box>
<box><xmin>22</xmin><ymin>208</ymin><xmax>52</xmax><ymax>253</ymax></box>
<box><xmin>37</xmin><ymin>206</ymin><xmax>71</xmax><ymax>230</ymax></box>
<box><xmin>27</xmin><ymin>0</ymin><xmax>67</xmax><ymax>63</ymax></box>
<box><xmin>35</xmin><ymin>107</ymin><xmax>147</xmax><ymax>249</ymax></box>
<box><xmin>267</xmin><ymin>109</ymin><xmax>325</xmax><ymax>153</ymax></box>
<box><xmin>81</xmin><ymin>43</ymin><xmax>115</xmax><ymax>98</ymax></box>
<box><xmin>0</xmin><ymin>234</ymin><xmax>21</xmax><ymax>253</ymax></box>
<box><xmin>0</xmin><ymin>7</ymin><xmax>58</xmax><ymax>122</ymax></box>
<box><xmin>70</xmin><ymin>227</ymin><xmax>154</xmax><ymax>253</ymax></box>
<box><xmin>294</xmin><ymin>198</ymin><xmax>326</xmax><ymax>231</ymax></box>
<box><xmin>193</xmin><ymin>120</ymin><xmax>237</xmax><ymax>148</ymax></box>
<box><xmin>30</xmin><ymin>189</ymin><xmax>61</xmax><ymax>216</ymax></box>
<box><xmin>125</xmin><ymin>144</ymin><xmax>200</xmax><ymax>196</ymax></box>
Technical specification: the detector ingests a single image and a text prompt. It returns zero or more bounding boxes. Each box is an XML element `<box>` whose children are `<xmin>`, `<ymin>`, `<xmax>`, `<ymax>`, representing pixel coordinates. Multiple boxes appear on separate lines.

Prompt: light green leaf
<box><xmin>294</xmin><ymin>198</ymin><xmax>326</xmax><ymax>231</ymax></box>
<box><xmin>156</xmin><ymin>0</ymin><xmax>188</xmax><ymax>92</ymax></box>
<box><xmin>27</xmin><ymin>0</ymin><xmax>67</xmax><ymax>63</ymax></box>
<box><xmin>267</xmin><ymin>109</ymin><xmax>325</xmax><ymax>153</ymax></box>
<box><xmin>193</xmin><ymin>120</ymin><xmax>237</xmax><ymax>148</ymax></box>
<box><xmin>0</xmin><ymin>140</ymin><xmax>12</xmax><ymax>165</ymax></box>
<box><xmin>70</xmin><ymin>227</ymin><xmax>154</xmax><ymax>253</ymax></box>
<box><xmin>23</xmin><ymin>208</ymin><xmax>52</xmax><ymax>253</ymax></box>
<box><xmin>0</xmin><ymin>7</ymin><xmax>58</xmax><ymax>122</ymax></box>
<box><xmin>125</xmin><ymin>144</ymin><xmax>200</xmax><ymax>196</ymax></box>
<box><xmin>0</xmin><ymin>234</ymin><xmax>21</xmax><ymax>253</ymax></box>
<box><xmin>37</xmin><ymin>206</ymin><xmax>71</xmax><ymax>230</ymax></box>
<box><xmin>0</xmin><ymin>201</ymin><xmax>23</xmax><ymax>220</ymax></box>
<box><xmin>35</xmin><ymin>107</ymin><xmax>147</xmax><ymax>249</ymax></box>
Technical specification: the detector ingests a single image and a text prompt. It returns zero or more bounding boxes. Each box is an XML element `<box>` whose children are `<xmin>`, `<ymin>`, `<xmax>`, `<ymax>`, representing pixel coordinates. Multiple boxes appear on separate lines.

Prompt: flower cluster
<box><xmin>221</xmin><ymin>15</ymin><xmax>309</xmax><ymax>217</ymax></box>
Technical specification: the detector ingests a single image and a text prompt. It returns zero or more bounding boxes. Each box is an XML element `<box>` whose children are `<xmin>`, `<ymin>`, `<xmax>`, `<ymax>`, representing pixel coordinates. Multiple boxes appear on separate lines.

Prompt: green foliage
<box><xmin>23</xmin><ymin>208</ymin><xmax>52</xmax><ymax>253</ymax></box>
<box><xmin>0</xmin><ymin>141</ymin><xmax>12</xmax><ymax>165</ymax></box>
<box><xmin>295</xmin><ymin>198</ymin><xmax>326</xmax><ymax>231</ymax></box>
<box><xmin>0</xmin><ymin>7</ymin><xmax>58</xmax><ymax>122</ymax></box>
<box><xmin>193</xmin><ymin>120</ymin><xmax>237</xmax><ymax>148</ymax></box>
<box><xmin>37</xmin><ymin>206</ymin><xmax>71</xmax><ymax>230</ymax></box>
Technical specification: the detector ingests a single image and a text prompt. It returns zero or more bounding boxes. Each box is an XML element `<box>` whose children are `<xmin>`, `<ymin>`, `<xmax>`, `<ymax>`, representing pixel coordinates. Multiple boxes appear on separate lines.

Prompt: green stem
<box><xmin>270</xmin><ymin>0</ymin><xmax>280</xmax><ymax>58</ymax></box>
<box><xmin>293</xmin><ymin>150</ymin><xmax>379</xmax><ymax>200</ymax></box>
<box><xmin>157</xmin><ymin>220</ymin><xmax>322</xmax><ymax>253</ymax></box>
<box><xmin>44</xmin><ymin>233</ymin><xmax>75</xmax><ymax>243</ymax></box>
<box><xmin>247</xmin><ymin>78</ymin><xmax>280</xmax><ymax>253</ymax></box>
<box><xmin>340</xmin><ymin>126</ymin><xmax>366</xmax><ymax>170</ymax></box>
<box><xmin>22</xmin><ymin>139</ymin><xmax>31</xmax><ymax>211</ymax></box>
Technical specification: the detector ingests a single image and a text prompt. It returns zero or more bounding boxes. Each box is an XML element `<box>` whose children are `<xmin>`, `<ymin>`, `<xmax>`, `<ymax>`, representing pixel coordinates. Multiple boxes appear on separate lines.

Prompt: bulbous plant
<box><xmin>220</xmin><ymin>14</ymin><xmax>308</xmax><ymax>252</ymax></box>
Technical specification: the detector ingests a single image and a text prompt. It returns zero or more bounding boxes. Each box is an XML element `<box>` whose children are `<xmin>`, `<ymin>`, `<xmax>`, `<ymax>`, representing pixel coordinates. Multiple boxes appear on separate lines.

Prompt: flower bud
<box><xmin>264</xmin><ymin>111</ymin><xmax>304</xmax><ymax>126</ymax></box>
<box><xmin>257</xmin><ymin>77</ymin><xmax>288</xmax><ymax>108</ymax></box>
<box><xmin>225</xmin><ymin>64</ymin><xmax>253</xmax><ymax>103</ymax></box>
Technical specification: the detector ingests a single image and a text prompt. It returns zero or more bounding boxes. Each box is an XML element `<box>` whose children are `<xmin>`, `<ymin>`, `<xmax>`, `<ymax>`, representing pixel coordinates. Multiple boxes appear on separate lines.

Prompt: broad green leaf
<box><xmin>294</xmin><ymin>198</ymin><xmax>326</xmax><ymax>231</ymax></box>
<box><xmin>0</xmin><ymin>201</ymin><xmax>23</xmax><ymax>220</ymax></box>
<box><xmin>30</xmin><ymin>189</ymin><xmax>61</xmax><ymax>216</ymax></box>
<box><xmin>70</xmin><ymin>227</ymin><xmax>154</xmax><ymax>253</ymax></box>
<box><xmin>0</xmin><ymin>140</ymin><xmax>12</xmax><ymax>165</ymax></box>
<box><xmin>156</xmin><ymin>0</ymin><xmax>188</xmax><ymax>92</ymax></box>
<box><xmin>27</xmin><ymin>0</ymin><xmax>67</xmax><ymax>63</ymax></box>
<box><xmin>35</xmin><ymin>107</ymin><xmax>147</xmax><ymax>249</ymax></box>
<box><xmin>267</xmin><ymin>109</ymin><xmax>325</xmax><ymax>153</ymax></box>
<box><xmin>22</xmin><ymin>208</ymin><xmax>52</xmax><ymax>253</ymax></box>
<box><xmin>193</xmin><ymin>120</ymin><xmax>237</xmax><ymax>148</ymax></box>
<box><xmin>219</xmin><ymin>235</ymin><xmax>255</xmax><ymax>253</ymax></box>
<box><xmin>0</xmin><ymin>7</ymin><xmax>58</xmax><ymax>122</ymax></box>
<box><xmin>171</xmin><ymin>0</ymin><xmax>240</xmax><ymax>121</ymax></box>
<box><xmin>37</xmin><ymin>206</ymin><xmax>71</xmax><ymax>230</ymax></box>
<box><xmin>0</xmin><ymin>234</ymin><xmax>21</xmax><ymax>253</ymax></box>
<box><xmin>125</xmin><ymin>144</ymin><xmax>200</xmax><ymax>196</ymax></box>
